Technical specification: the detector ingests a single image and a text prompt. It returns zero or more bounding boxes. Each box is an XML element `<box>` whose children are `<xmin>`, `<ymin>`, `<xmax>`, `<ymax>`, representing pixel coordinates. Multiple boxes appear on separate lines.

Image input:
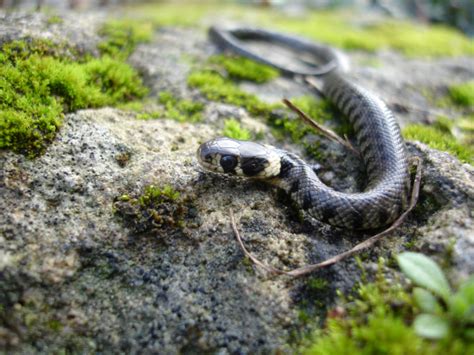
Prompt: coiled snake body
<box><xmin>197</xmin><ymin>27</ymin><xmax>411</xmax><ymax>230</ymax></box>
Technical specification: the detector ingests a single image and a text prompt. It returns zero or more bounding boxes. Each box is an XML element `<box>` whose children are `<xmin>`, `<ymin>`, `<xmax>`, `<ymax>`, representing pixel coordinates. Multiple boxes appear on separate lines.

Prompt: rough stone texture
<box><xmin>0</xmin><ymin>11</ymin><xmax>104</xmax><ymax>55</ymax></box>
<box><xmin>407</xmin><ymin>142</ymin><xmax>474</xmax><ymax>279</ymax></box>
<box><xmin>1</xmin><ymin>8</ymin><xmax>473</xmax><ymax>354</ymax></box>
<box><xmin>129</xmin><ymin>27</ymin><xmax>214</xmax><ymax>97</ymax></box>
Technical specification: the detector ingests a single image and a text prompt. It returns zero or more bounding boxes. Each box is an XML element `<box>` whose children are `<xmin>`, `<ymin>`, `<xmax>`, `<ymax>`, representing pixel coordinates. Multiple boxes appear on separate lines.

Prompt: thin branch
<box><xmin>230</xmin><ymin>157</ymin><xmax>423</xmax><ymax>277</ymax></box>
<box><xmin>282</xmin><ymin>98</ymin><xmax>359</xmax><ymax>156</ymax></box>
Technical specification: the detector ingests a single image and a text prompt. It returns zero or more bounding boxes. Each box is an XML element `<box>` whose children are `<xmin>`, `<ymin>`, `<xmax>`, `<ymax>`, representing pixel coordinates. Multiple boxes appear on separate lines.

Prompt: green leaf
<box><xmin>413</xmin><ymin>314</ymin><xmax>449</xmax><ymax>339</ymax></box>
<box><xmin>413</xmin><ymin>287</ymin><xmax>441</xmax><ymax>313</ymax></box>
<box><xmin>397</xmin><ymin>252</ymin><xmax>451</xmax><ymax>301</ymax></box>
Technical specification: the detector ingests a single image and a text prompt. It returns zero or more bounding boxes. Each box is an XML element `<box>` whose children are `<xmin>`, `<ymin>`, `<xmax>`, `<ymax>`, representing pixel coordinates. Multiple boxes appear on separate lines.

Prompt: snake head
<box><xmin>197</xmin><ymin>137</ymin><xmax>281</xmax><ymax>178</ymax></box>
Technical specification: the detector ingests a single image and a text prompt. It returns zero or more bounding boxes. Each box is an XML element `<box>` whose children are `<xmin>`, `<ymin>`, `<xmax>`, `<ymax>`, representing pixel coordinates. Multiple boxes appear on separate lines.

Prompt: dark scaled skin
<box><xmin>274</xmin><ymin>72</ymin><xmax>411</xmax><ymax>229</ymax></box>
<box><xmin>200</xmin><ymin>26</ymin><xmax>412</xmax><ymax>230</ymax></box>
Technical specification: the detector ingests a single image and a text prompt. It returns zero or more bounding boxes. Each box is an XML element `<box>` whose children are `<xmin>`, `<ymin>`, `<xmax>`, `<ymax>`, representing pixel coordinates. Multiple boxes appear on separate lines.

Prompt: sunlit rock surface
<box><xmin>1</xmin><ymin>9</ymin><xmax>473</xmax><ymax>353</ymax></box>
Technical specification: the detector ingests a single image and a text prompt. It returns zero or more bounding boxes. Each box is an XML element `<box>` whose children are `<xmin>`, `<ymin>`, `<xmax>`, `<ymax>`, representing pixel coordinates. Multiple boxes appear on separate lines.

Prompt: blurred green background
<box><xmin>1</xmin><ymin>1</ymin><xmax>473</xmax><ymax>35</ymax></box>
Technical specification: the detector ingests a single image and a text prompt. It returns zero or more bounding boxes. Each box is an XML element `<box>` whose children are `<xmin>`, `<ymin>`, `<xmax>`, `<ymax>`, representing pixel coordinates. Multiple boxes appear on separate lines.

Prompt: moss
<box><xmin>187</xmin><ymin>70</ymin><xmax>277</xmax><ymax>117</ymax></box>
<box><xmin>448</xmin><ymin>81</ymin><xmax>474</xmax><ymax>107</ymax></box>
<box><xmin>307</xmin><ymin>278</ymin><xmax>329</xmax><ymax>292</ymax></box>
<box><xmin>114</xmin><ymin>2</ymin><xmax>474</xmax><ymax>58</ymax></box>
<box><xmin>258</xmin><ymin>10</ymin><xmax>474</xmax><ymax>58</ymax></box>
<box><xmin>267</xmin><ymin>96</ymin><xmax>340</xmax><ymax>161</ymax></box>
<box><xmin>139</xmin><ymin>184</ymin><xmax>180</xmax><ymax>206</ymax></box>
<box><xmin>122</xmin><ymin>3</ymin><xmax>473</xmax><ymax>57</ymax></box>
<box><xmin>432</xmin><ymin>116</ymin><xmax>454</xmax><ymax>134</ymax></box>
<box><xmin>132</xmin><ymin>91</ymin><xmax>204</xmax><ymax>122</ymax></box>
<box><xmin>301</xmin><ymin>259</ymin><xmax>472</xmax><ymax>355</ymax></box>
<box><xmin>158</xmin><ymin>91</ymin><xmax>204</xmax><ymax>123</ymax></box>
<box><xmin>402</xmin><ymin>124</ymin><xmax>473</xmax><ymax>164</ymax></box>
<box><xmin>98</xmin><ymin>19</ymin><xmax>154</xmax><ymax>59</ymax></box>
<box><xmin>47</xmin><ymin>319</ymin><xmax>63</xmax><ymax>332</ymax></box>
<box><xmin>209</xmin><ymin>55</ymin><xmax>279</xmax><ymax>83</ymax></box>
<box><xmin>458</xmin><ymin>115</ymin><xmax>474</xmax><ymax>149</ymax></box>
<box><xmin>0</xmin><ymin>39</ymin><xmax>148</xmax><ymax>157</ymax></box>
<box><xmin>222</xmin><ymin>119</ymin><xmax>251</xmax><ymax>140</ymax></box>
<box><xmin>46</xmin><ymin>15</ymin><xmax>64</xmax><ymax>25</ymax></box>
<box><xmin>83</xmin><ymin>56</ymin><xmax>148</xmax><ymax>103</ymax></box>
<box><xmin>114</xmin><ymin>184</ymin><xmax>198</xmax><ymax>235</ymax></box>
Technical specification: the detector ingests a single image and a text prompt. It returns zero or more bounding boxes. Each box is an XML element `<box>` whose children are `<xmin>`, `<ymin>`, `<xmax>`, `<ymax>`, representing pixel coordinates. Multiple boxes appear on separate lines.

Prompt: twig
<box><xmin>230</xmin><ymin>157</ymin><xmax>423</xmax><ymax>277</ymax></box>
<box><xmin>282</xmin><ymin>98</ymin><xmax>359</xmax><ymax>156</ymax></box>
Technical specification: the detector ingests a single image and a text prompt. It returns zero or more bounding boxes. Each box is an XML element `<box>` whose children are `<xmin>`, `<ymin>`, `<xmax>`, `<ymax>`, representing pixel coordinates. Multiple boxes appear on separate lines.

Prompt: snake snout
<box><xmin>197</xmin><ymin>142</ymin><xmax>212</xmax><ymax>164</ymax></box>
<box><xmin>197</xmin><ymin>138</ymin><xmax>238</xmax><ymax>173</ymax></box>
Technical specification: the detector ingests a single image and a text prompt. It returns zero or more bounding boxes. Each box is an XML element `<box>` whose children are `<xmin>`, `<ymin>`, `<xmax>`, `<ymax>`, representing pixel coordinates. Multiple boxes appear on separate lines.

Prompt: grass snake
<box><xmin>197</xmin><ymin>26</ymin><xmax>411</xmax><ymax>230</ymax></box>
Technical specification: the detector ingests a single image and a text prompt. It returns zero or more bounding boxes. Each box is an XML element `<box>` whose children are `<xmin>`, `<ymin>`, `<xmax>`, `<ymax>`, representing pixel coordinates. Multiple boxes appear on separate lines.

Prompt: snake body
<box><xmin>198</xmin><ymin>27</ymin><xmax>411</xmax><ymax>230</ymax></box>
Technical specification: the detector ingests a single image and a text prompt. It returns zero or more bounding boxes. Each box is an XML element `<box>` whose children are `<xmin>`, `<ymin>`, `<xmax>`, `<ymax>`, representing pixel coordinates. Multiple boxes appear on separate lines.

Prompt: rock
<box><xmin>407</xmin><ymin>142</ymin><xmax>474</xmax><ymax>279</ymax></box>
<box><xmin>0</xmin><ymin>12</ymin><xmax>104</xmax><ymax>55</ymax></box>
<box><xmin>1</xmin><ymin>9</ymin><xmax>473</xmax><ymax>354</ymax></box>
<box><xmin>129</xmin><ymin>28</ymin><xmax>214</xmax><ymax>97</ymax></box>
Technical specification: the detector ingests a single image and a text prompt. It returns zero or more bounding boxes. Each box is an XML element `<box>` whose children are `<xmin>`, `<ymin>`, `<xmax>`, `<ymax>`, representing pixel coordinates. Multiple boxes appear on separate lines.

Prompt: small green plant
<box><xmin>138</xmin><ymin>184</ymin><xmax>180</xmax><ymax>206</ymax></box>
<box><xmin>209</xmin><ymin>55</ymin><xmax>279</xmax><ymax>83</ymax></box>
<box><xmin>0</xmin><ymin>39</ymin><xmax>148</xmax><ymax>157</ymax></box>
<box><xmin>114</xmin><ymin>184</ymin><xmax>198</xmax><ymax>235</ymax></box>
<box><xmin>157</xmin><ymin>91</ymin><xmax>204</xmax><ymax>123</ymax></box>
<box><xmin>397</xmin><ymin>252</ymin><xmax>474</xmax><ymax>341</ymax></box>
<box><xmin>46</xmin><ymin>15</ymin><xmax>64</xmax><ymax>25</ymax></box>
<box><xmin>301</xmin><ymin>256</ymin><xmax>473</xmax><ymax>354</ymax></box>
<box><xmin>402</xmin><ymin>124</ymin><xmax>473</xmax><ymax>164</ymax></box>
<box><xmin>187</xmin><ymin>70</ymin><xmax>277</xmax><ymax>117</ymax></box>
<box><xmin>448</xmin><ymin>81</ymin><xmax>474</xmax><ymax>107</ymax></box>
<box><xmin>222</xmin><ymin>119</ymin><xmax>251</xmax><ymax>140</ymax></box>
<box><xmin>98</xmin><ymin>19</ymin><xmax>154</xmax><ymax>59</ymax></box>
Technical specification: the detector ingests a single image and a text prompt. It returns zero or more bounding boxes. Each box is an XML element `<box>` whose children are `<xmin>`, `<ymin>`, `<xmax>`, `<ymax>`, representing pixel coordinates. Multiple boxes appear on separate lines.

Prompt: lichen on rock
<box><xmin>1</xmin><ymin>4</ymin><xmax>473</xmax><ymax>354</ymax></box>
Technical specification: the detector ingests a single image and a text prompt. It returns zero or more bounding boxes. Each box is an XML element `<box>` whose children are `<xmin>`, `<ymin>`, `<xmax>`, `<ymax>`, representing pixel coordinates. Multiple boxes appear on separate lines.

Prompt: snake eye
<box><xmin>220</xmin><ymin>155</ymin><xmax>237</xmax><ymax>172</ymax></box>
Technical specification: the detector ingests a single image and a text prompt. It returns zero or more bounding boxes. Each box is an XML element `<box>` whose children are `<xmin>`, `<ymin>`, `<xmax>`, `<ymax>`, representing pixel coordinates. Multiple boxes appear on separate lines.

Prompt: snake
<box><xmin>197</xmin><ymin>26</ymin><xmax>411</xmax><ymax>230</ymax></box>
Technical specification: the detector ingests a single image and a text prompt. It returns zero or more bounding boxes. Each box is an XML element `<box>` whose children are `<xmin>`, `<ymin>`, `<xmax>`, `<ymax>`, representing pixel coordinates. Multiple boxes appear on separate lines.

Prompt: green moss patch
<box><xmin>222</xmin><ymin>119</ymin><xmax>251</xmax><ymax>140</ymax></box>
<box><xmin>114</xmin><ymin>184</ymin><xmax>198</xmax><ymax>235</ymax></box>
<box><xmin>269</xmin><ymin>96</ymin><xmax>341</xmax><ymax>142</ymax></box>
<box><xmin>209</xmin><ymin>55</ymin><xmax>279</xmax><ymax>83</ymax></box>
<box><xmin>0</xmin><ymin>38</ymin><xmax>148</xmax><ymax>157</ymax></box>
<box><xmin>301</xmin><ymin>258</ymin><xmax>472</xmax><ymax>354</ymax></box>
<box><xmin>127</xmin><ymin>3</ymin><xmax>472</xmax><ymax>57</ymax></box>
<box><xmin>250</xmin><ymin>10</ymin><xmax>474</xmax><ymax>58</ymax></box>
<box><xmin>403</xmin><ymin>124</ymin><xmax>473</xmax><ymax>164</ymax></box>
<box><xmin>98</xmin><ymin>19</ymin><xmax>154</xmax><ymax>59</ymax></box>
<box><xmin>448</xmin><ymin>81</ymin><xmax>474</xmax><ymax>107</ymax></box>
<box><xmin>0</xmin><ymin>41</ymin><xmax>147</xmax><ymax>157</ymax></box>
<box><xmin>46</xmin><ymin>15</ymin><xmax>64</xmax><ymax>26</ymax></box>
<box><xmin>157</xmin><ymin>91</ymin><xmax>204</xmax><ymax>123</ymax></box>
<box><xmin>458</xmin><ymin>115</ymin><xmax>474</xmax><ymax>145</ymax></box>
<box><xmin>302</xmin><ymin>260</ymin><xmax>419</xmax><ymax>354</ymax></box>
<box><xmin>187</xmin><ymin>70</ymin><xmax>276</xmax><ymax>117</ymax></box>
<box><xmin>132</xmin><ymin>91</ymin><xmax>204</xmax><ymax>123</ymax></box>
